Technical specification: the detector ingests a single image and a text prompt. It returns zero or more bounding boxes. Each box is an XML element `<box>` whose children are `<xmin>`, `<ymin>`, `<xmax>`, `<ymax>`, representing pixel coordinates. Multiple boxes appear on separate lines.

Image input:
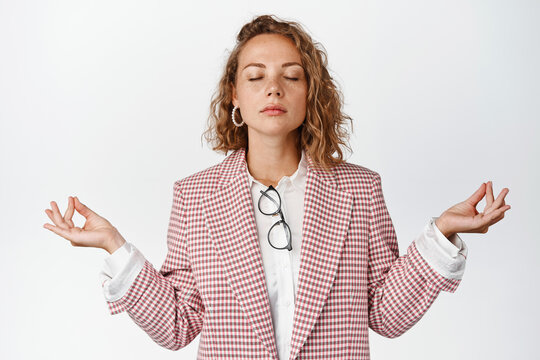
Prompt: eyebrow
<box><xmin>242</xmin><ymin>62</ymin><xmax>303</xmax><ymax>71</ymax></box>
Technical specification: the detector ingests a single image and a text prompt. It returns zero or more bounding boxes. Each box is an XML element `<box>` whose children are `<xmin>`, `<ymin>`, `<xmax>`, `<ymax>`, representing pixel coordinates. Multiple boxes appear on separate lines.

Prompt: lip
<box><xmin>262</xmin><ymin>109</ymin><xmax>286</xmax><ymax>116</ymax></box>
<box><xmin>261</xmin><ymin>103</ymin><xmax>287</xmax><ymax>113</ymax></box>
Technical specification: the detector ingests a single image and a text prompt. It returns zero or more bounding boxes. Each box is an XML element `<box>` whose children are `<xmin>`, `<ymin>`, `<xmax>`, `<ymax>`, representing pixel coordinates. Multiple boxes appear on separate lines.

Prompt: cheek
<box><xmin>296</xmin><ymin>83</ymin><xmax>308</xmax><ymax>103</ymax></box>
<box><xmin>236</xmin><ymin>86</ymin><xmax>256</xmax><ymax>107</ymax></box>
<box><xmin>293</xmin><ymin>87</ymin><xmax>308</xmax><ymax>111</ymax></box>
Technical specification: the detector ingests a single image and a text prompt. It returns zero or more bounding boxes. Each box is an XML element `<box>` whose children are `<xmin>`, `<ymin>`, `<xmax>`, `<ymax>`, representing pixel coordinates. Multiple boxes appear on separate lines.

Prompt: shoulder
<box><xmin>172</xmin><ymin>162</ymin><xmax>222</xmax><ymax>198</ymax></box>
<box><xmin>332</xmin><ymin>159</ymin><xmax>382</xmax><ymax>195</ymax></box>
<box><xmin>171</xmin><ymin>149</ymin><xmax>241</xmax><ymax>203</ymax></box>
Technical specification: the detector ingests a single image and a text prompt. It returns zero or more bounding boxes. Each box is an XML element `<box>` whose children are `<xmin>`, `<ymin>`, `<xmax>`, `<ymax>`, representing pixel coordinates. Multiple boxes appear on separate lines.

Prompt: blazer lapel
<box><xmin>288</xmin><ymin>151</ymin><xmax>353</xmax><ymax>360</ymax></box>
<box><xmin>201</xmin><ymin>147</ymin><xmax>279</xmax><ymax>359</ymax></box>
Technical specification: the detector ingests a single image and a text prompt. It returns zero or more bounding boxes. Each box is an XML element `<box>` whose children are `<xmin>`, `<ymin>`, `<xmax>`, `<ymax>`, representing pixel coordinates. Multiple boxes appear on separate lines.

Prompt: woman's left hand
<box><xmin>435</xmin><ymin>181</ymin><xmax>511</xmax><ymax>238</ymax></box>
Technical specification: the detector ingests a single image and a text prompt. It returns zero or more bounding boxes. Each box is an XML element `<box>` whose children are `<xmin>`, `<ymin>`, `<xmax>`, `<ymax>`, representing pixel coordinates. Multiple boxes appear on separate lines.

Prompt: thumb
<box><xmin>73</xmin><ymin>196</ymin><xmax>95</xmax><ymax>218</ymax></box>
<box><xmin>466</xmin><ymin>183</ymin><xmax>486</xmax><ymax>206</ymax></box>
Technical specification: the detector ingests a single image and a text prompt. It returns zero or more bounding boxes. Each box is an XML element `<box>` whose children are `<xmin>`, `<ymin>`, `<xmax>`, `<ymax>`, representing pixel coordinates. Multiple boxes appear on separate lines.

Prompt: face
<box><xmin>232</xmin><ymin>34</ymin><xmax>308</xmax><ymax>140</ymax></box>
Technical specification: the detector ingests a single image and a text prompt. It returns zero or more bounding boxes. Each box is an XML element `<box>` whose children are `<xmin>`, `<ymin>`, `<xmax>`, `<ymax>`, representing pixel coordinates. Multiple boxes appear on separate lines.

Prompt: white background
<box><xmin>1</xmin><ymin>0</ymin><xmax>538</xmax><ymax>359</ymax></box>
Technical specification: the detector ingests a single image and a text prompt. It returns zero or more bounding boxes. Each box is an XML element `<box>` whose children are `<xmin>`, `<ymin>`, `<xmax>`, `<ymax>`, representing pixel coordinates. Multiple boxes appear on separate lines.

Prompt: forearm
<box><xmin>368</xmin><ymin>241</ymin><xmax>459</xmax><ymax>338</ymax></box>
<box><xmin>104</xmin><ymin>258</ymin><xmax>204</xmax><ymax>350</ymax></box>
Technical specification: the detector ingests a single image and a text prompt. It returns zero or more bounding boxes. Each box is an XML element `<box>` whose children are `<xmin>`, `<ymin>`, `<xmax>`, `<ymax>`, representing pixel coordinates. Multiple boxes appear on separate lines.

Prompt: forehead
<box><xmin>238</xmin><ymin>34</ymin><xmax>302</xmax><ymax>65</ymax></box>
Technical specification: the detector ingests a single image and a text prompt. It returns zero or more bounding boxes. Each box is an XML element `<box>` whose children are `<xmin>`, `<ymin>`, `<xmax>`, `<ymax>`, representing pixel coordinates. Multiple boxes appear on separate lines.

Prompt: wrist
<box><xmin>105</xmin><ymin>231</ymin><xmax>126</xmax><ymax>255</ymax></box>
<box><xmin>435</xmin><ymin>216</ymin><xmax>455</xmax><ymax>239</ymax></box>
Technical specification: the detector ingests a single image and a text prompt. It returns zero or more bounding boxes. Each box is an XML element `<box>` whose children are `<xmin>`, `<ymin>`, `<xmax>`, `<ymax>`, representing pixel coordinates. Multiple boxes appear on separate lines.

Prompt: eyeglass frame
<box><xmin>257</xmin><ymin>184</ymin><xmax>293</xmax><ymax>251</ymax></box>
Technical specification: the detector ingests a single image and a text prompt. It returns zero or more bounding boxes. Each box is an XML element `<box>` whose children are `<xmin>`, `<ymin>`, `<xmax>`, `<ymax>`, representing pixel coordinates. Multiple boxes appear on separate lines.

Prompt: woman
<box><xmin>43</xmin><ymin>14</ymin><xmax>510</xmax><ymax>360</ymax></box>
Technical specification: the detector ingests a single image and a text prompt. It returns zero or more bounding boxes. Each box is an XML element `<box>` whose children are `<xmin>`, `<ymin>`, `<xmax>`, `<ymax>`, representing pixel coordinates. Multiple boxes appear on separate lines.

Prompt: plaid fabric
<box><xmin>104</xmin><ymin>147</ymin><xmax>460</xmax><ymax>359</ymax></box>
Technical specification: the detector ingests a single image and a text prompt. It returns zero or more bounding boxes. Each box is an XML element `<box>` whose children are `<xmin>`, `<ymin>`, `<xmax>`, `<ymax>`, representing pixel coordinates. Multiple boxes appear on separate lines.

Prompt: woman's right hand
<box><xmin>43</xmin><ymin>196</ymin><xmax>126</xmax><ymax>254</ymax></box>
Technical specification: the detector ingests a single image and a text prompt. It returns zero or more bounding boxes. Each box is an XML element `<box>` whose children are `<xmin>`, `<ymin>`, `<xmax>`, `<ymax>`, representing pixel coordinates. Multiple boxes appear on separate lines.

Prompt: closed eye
<box><xmin>248</xmin><ymin>77</ymin><xmax>299</xmax><ymax>81</ymax></box>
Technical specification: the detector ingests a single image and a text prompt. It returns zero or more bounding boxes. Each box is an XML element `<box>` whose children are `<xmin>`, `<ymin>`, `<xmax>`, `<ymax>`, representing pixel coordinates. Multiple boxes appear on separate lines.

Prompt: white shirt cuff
<box><xmin>414</xmin><ymin>217</ymin><xmax>468</xmax><ymax>280</ymax></box>
<box><xmin>105</xmin><ymin>241</ymin><xmax>131</xmax><ymax>276</ymax></box>
<box><xmin>99</xmin><ymin>242</ymin><xmax>146</xmax><ymax>302</ymax></box>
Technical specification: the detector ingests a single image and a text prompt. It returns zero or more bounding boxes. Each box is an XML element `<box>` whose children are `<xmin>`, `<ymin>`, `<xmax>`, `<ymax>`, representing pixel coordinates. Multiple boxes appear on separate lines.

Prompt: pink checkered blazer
<box><xmin>105</xmin><ymin>146</ymin><xmax>460</xmax><ymax>359</ymax></box>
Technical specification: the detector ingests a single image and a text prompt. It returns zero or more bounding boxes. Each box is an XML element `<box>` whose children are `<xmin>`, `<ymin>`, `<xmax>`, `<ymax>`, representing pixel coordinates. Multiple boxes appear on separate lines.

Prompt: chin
<box><xmin>252</xmin><ymin>124</ymin><xmax>302</xmax><ymax>138</ymax></box>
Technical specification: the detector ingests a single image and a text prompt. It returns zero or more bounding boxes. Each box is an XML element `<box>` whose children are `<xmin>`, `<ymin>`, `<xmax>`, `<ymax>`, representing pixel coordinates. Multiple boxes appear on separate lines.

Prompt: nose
<box><xmin>266</xmin><ymin>80</ymin><xmax>282</xmax><ymax>97</ymax></box>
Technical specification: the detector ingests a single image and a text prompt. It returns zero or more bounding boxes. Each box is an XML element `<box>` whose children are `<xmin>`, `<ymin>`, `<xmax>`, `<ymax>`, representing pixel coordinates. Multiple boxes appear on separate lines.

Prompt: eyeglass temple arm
<box><xmin>259</xmin><ymin>189</ymin><xmax>280</xmax><ymax>208</ymax></box>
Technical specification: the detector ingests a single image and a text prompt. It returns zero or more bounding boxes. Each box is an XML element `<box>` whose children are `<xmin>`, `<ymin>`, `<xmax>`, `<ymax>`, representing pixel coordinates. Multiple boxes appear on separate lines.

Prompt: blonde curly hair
<box><xmin>201</xmin><ymin>14</ymin><xmax>354</xmax><ymax>171</ymax></box>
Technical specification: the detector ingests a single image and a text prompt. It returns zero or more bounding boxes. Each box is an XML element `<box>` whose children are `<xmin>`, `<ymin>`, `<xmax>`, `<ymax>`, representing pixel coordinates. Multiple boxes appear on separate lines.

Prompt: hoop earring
<box><xmin>231</xmin><ymin>105</ymin><xmax>245</xmax><ymax>127</ymax></box>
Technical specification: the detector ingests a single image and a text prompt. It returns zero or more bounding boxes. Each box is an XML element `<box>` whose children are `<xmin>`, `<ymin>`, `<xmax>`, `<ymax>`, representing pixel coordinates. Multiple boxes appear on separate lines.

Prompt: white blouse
<box><xmin>100</xmin><ymin>149</ymin><xmax>467</xmax><ymax>360</ymax></box>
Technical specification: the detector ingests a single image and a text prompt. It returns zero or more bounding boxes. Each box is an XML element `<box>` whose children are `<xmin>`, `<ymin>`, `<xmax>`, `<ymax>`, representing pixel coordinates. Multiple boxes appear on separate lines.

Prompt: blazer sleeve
<box><xmin>367</xmin><ymin>172</ymin><xmax>461</xmax><ymax>339</ymax></box>
<box><xmin>103</xmin><ymin>181</ymin><xmax>204</xmax><ymax>350</ymax></box>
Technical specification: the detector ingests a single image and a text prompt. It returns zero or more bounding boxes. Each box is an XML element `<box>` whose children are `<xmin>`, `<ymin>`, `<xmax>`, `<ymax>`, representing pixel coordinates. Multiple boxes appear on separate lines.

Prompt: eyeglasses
<box><xmin>257</xmin><ymin>185</ymin><xmax>292</xmax><ymax>251</ymax></box>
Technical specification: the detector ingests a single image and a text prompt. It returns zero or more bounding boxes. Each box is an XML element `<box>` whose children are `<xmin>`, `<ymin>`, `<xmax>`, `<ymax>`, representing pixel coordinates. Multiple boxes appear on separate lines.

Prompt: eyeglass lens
<box><xmin>269</xmin><ymin>220</ymin><xmax>291</xmax><ymax>249</ymax></box>
<box><xmin>258</xmin><ymin>189</ymin><xmax>280</xmax><ymax>215</ymax></box>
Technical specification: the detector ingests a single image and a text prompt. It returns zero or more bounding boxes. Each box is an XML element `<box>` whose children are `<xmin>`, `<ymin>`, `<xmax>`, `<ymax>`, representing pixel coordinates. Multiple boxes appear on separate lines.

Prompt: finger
<box><xmin>73</xmin><ymin>197</ymin><xmax>95</xmax><ymax>219</ymax></box>
<box><xmin>487</xmin><ymin>207</ymin><xmax>508</xmax><ymax>226</ymax></box>
<box><xmin>486</xmin><ymin>181</ymin><xmax>494</xmax><ymax>208</ymax></box>
<box><xmin>64</xmin><ymin>196</ymin><xmax>75</xmax><ymax>227</ymax></box>
<box><xmin>43</xmin><ymin>222</ymin><xmax>72</xmax><ymax>241</ymax></box>
<box><xmin>484</xmin><ymin>204</ymin><xmax>511</xmax><ymax>224</ymax></box>
<box><xmin>466</xmin><ymin>183</ymin><xmax>487</xmax><ymax>206</ymax></box>
<box><xmin>490</xmin><ymin>188</ymin><xmax>510</xmax><ymax>211</ymax></box>
<box><xmin>44</xmin><ymin>209</ymin><xmax>56</xmax><ymax>224</ymax></box>
<box><xmin>49</xmin><ymin>201</ymin><xmax>69</xmax><ymax>229</ymax></box>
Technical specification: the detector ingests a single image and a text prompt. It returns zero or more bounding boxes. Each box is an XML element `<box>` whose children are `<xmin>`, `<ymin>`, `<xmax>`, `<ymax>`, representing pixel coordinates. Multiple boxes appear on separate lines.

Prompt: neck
<box><xmin>246</xmin><ymin>137</ymin><xmax>302</xmax><ymax>188</ymax></box>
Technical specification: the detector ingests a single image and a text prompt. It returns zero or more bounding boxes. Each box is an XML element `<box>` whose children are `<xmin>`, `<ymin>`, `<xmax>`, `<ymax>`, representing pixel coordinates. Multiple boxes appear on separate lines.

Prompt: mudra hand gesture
<box><xmin>435</xmin><ymin>181</ymin><xmax>511</xmax><ymax>238</ymax></box>
<box><xmin>43</xmin><ymin>196</ymin><xmax>126</xmax><ymax>254</ymax></box>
